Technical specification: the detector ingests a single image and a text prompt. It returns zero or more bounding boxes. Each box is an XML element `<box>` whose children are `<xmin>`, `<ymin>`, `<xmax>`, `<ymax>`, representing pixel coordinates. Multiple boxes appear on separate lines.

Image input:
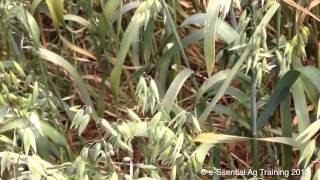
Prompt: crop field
<box><xmin>0</xmin><ymin>0</ymin><xmax>320</xmax><ymax>179</ymax></box>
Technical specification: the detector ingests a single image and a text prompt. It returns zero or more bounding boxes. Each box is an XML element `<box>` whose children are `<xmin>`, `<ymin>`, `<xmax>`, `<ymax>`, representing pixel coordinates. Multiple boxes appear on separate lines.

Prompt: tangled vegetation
<box><xmin>0</xmin><ymin>0</ymin><xmax>320</xmax><ymax>179</ymax></box>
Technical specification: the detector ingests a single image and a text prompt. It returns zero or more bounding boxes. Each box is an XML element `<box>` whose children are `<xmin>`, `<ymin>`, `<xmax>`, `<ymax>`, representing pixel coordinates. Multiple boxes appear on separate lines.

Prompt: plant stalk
<box><xmin>251</xmin><ymin>69</ymin><xmax>259</xmax><ymax>171</ymax></box>
<box><xmin>280</xmin><ymin>96</ymin><xmax>292</xmax><ymax>170</ymax></box>
<box><xmin>212</xmin><ymin>147</ymin><xmax>221</xmax><ymax>180</ymax></box>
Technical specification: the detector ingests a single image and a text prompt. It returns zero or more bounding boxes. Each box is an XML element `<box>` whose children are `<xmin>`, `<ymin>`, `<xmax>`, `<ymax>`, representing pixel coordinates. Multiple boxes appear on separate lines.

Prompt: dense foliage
<box><xmin>0</xmin><ymin>0</ymin><xmax>320</xmax><ymax>179</ymax></box>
